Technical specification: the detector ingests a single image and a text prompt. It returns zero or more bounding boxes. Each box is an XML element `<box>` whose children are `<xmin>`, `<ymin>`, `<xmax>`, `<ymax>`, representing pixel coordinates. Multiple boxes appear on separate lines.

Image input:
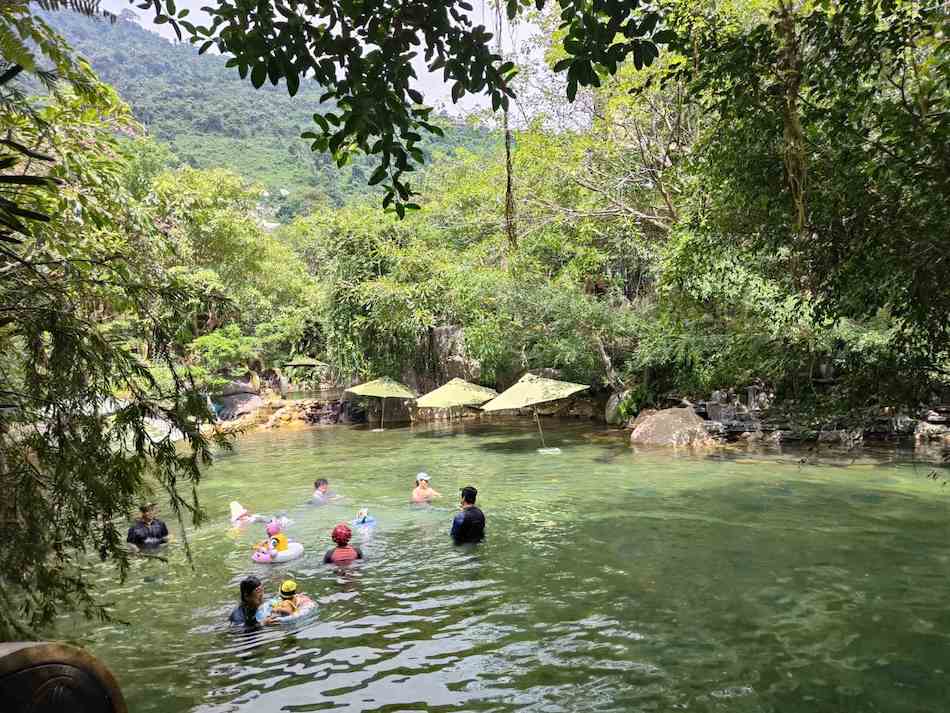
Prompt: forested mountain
<box><xmin>43</xmin><ymin>9</ymin><xmax>495</xmax><ymax>215</ymax></box>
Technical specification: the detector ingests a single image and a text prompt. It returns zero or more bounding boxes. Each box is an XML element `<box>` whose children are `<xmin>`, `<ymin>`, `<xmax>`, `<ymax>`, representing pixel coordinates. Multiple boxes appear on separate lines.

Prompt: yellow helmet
<box><xmin>279</xmin><ymin>579</ymin><xmax>297</xmax><ymax>599</ymax></box>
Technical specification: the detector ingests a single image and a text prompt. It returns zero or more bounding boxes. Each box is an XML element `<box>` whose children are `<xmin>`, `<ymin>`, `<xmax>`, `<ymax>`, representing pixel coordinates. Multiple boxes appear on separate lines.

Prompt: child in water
<box><xmin>411</xmin><ymin>472</ymin><xmax>442</xmax><ymax>504</ymax></box>
<box><xmin>271</xmin><ymin>579</ymin><xmax>313</xmax><ymax>617</ymax></box>
<box><xmin>323</xmin><ymin>523</ymin><xmax>363</xmax><ymax>564</ymax></box>
<box><xmin>312</xmin><ymin>478</ymin><xmax>338</xmax><ymax>505</ymax></box>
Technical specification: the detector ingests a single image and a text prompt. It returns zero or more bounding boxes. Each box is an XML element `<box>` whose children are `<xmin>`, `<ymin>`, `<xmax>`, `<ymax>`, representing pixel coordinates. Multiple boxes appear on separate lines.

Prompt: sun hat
<box><xmin>416</xmin><ymin>472</ymin><xmax>430</xmax><ymax>482</ymax></box>
<box><xmin>229</xmin><ymin>501</ymin><xmax>248</xmax><ymax>522</ymax></box>
<box><xmin>279</xmin><ymin>579</ymin><xmax>298</xmax><ymax>599</ymax></box>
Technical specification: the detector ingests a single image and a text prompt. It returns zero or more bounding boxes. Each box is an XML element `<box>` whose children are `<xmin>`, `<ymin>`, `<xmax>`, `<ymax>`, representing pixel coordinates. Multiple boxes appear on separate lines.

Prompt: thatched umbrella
<box><xmin>415</xmin><ymin>378</ymin><xmax>498</xmax><ymax>415</ymax></box>
<box><xmin>481</xmin><ymin>373</ymin><xmax>589</xmax><ymax>451</ymax></box>
<box><xmin>345</xmin><ymin>377</ymin><xmax>418</xmax><ymax>431</ymax></box>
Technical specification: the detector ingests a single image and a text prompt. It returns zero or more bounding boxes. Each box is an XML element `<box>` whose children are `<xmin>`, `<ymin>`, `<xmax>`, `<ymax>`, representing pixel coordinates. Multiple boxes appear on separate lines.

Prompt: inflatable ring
<box><xmin>257</xmin><ymin>595</ymin><xmax>317</xmax><ymax>624</ymax></box>
<box><xmin>350</xmin><ymin>515</ymin><xmax>377</xmax><ymax>527</ymax></box>
<box><xmin>251</xmin><ymin>539</ymin><xmax>304</xmax><ymax>564</ymax></box>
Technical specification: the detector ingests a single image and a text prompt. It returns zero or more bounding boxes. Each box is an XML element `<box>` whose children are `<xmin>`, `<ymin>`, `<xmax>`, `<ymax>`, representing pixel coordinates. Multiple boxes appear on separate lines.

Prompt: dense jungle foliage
<box><xmin>1</xmin><ymin>0</ymin><xmax>947</xmax><ymax>636</ymax></box>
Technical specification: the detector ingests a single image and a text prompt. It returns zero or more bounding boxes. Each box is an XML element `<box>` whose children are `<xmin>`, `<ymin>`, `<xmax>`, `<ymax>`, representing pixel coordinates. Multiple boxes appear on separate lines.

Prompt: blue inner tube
<box><xmin>257</xmin><ymin>596</ymin><xmax>317</xmax><ymax>624</ymax></box>
<box><xmin>351</xmin><ymin>515</ymin><xmax>376</xmax><ymax>527</ymax></box>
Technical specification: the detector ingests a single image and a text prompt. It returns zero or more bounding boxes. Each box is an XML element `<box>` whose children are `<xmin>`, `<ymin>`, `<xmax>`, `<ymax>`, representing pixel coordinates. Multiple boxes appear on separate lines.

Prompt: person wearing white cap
<box><xmin>411</xmin><ymin>472</ymin><xmax>442</xmax><ymax>504</ymax></box>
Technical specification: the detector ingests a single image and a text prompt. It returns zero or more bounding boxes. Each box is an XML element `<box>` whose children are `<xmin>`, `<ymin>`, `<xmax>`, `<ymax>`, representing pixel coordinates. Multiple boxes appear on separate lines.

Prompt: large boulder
<box><xmin>402</xmin><ymin>325</ymin><xmax>481</xmax><ymax>395</ymax></box>
<box><xmin>630</xmin><ymin>407</ymin><xmax>715</xmax><ymax>447</ymax></box>
<box><xmin>626</xmin><ymin>408</ymin><xmax>658</xmax><ymax>430</ymax></box>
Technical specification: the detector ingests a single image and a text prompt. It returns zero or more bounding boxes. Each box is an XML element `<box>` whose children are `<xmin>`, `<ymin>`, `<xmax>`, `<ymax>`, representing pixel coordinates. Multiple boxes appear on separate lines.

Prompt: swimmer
<box><xmin>229</xmin><ymin>501</ymin><xmax>266</xmax><ymax>526</ymax></box>
<box><xmin>270</xmin><ymin>579</ymin><xmax>313</xmax><ymax>618</ymax></box>
<box><xmin>411</xmin><ymin>472</ymin><xmax>442</xmax><ymax>504</ymax></box>
<box><xmin>311</xmin><ymin>478</ymin><xmax>339</xmax><ymax>505</ymax></box>
<box><xmin>323</xmin><ymin>523</ymin><xmax>363</xmax><ymax>564</ymax></box>
<box><xmin>126</xmin><ymin>502</ymin><xmax>170</xmax><ymax>551</ymax></box>
<box><xmin>228</xmin><ymin>576</ymin><xmax>276</xmax><ymax>629</ymax></box>
<box><xmin>450</xmin><ymin>485</ymin><xmax>485</xmax><ymax>544</ymax></box>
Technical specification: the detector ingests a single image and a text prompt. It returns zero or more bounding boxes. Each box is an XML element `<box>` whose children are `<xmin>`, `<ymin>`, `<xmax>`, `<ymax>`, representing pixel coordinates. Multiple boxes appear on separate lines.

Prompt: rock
<box><xmin>402</xmin><ymin>325</ymin><xmax>481</xmax><ymax>395</ymax></box>
<box><xmin>724</xmin><ymin>418</ymin><xmax>762</xmax><ymax>433</ymax></box>
<box><xmin>818</xmin><ymin>429</ymin><xmax>863</xmax><ymax>446</ymax></box>
<box><xmin>217</xmin><ymin>392</ymin><xmax>263</xmax><ymax>421</ymax></box>
<box><xmin>432</xmin><ymin>325</ymin><xmax>481</xmax><ymax>382</ymax></box>
<box><xmin>703</xmin><ymin>420</ymin><xmax>727</xmax><ymax>438</ymax></box>
<box><xmin>915</xmin><ymin>421</ymin><xmax>950</xmax><ymax>441</ymax></box>
<box><xmin>739</xmin><ymin>430</ymin><xmax>764</xmax><ymax>442</ymax></box>
<box><xmin>706</xmin><ymin>402</ymin><xmax>736</xmax><ymax>422</ymax></box>
<box><xmin>219</xmin><ymin>379</ymin><xmax>260</xmax><ymax>398</ymax></box>
<box><xmin>605</xmin><ymin>390</ymin><xmax>631</xmax><ymax>426</ymax></box>
<box><xmin>562</xmin><ymin>396</ymin><xmax>598</xmax><ymax>419</ymax></box>
<box><xmin>626</xmin><ymin>408</ymin><xmax>658</xmax><ymax>430</ymax></box>
<box><xmin>922</xmin><ymin>409</ymin><xmax>950</xmax><ymax>424</ymax></box>
<box><xmin>629</xmin><ymin>407</ymin><xmax>715</xmax><ymax>448</ymax></box>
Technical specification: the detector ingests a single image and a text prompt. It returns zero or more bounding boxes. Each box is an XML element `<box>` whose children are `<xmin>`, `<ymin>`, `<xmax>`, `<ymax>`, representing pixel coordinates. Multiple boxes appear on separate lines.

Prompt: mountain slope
<box><xmin>45</xmin><ymin>10</ymin><xmax>495</xmax><ymax>214</ymax></box>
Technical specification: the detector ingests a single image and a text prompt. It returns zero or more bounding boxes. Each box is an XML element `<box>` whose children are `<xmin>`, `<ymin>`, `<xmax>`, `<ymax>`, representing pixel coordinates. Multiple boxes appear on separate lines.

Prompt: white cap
<box><xmin>416</xmin><ymin>472</ymin><xmax>430</xmax><ymax>481</ymax></box>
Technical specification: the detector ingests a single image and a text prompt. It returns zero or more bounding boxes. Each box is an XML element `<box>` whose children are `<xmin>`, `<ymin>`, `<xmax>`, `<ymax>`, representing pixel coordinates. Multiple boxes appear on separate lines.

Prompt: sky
<box><xmin>99</xmin><ymin>0</ymin><xmax>541</xmax><ymax>117</ymax></box>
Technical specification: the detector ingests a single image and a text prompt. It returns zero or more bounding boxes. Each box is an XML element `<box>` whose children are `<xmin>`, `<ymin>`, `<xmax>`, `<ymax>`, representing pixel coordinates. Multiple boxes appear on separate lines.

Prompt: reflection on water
<box><xmin>61</xmin><ymin>421</ymin><xmax>950</xmax><ymax>712</ymax></box>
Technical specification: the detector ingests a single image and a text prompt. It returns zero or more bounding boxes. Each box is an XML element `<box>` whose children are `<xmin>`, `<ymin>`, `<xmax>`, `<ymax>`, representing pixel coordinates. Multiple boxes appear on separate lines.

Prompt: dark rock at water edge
<box><xmin>216</xmin><ymin>392</ymin><xmax>263</xmax><ymax>421</ymax></box>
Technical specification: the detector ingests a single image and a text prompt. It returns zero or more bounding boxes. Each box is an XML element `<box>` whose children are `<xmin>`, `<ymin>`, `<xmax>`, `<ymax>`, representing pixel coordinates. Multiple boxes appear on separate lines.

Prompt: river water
<box><xmin>62</xmin><ymin>421</ymin><xmax>949</xmax><ymax>712</ymax></box>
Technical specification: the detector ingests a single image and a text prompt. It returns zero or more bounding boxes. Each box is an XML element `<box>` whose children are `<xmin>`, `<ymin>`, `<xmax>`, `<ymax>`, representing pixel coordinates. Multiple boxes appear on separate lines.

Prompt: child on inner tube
<box><xmin>323</xmin><ymin>523</ymin><xmax>363</xmax><ymax>564</ymax></box>
<box><xmin>271</xmin><ymin>579</ymin><xmax>313</xmax><ymax>617</ymax></box>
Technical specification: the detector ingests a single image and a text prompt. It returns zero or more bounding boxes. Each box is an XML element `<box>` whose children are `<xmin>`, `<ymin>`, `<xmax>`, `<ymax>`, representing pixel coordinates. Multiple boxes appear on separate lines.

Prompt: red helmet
<box><xmin>331</xmin><ymin>523</ymin><xmax>352</xmax><ymax>545</ymax></box>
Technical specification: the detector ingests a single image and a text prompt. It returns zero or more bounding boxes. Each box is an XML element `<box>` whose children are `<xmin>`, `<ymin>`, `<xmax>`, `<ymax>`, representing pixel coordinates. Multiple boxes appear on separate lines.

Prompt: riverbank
<box><xmin>205</xmin><ymin>387</ymin><xmax>949</xmax><ymax>465</ymax></box>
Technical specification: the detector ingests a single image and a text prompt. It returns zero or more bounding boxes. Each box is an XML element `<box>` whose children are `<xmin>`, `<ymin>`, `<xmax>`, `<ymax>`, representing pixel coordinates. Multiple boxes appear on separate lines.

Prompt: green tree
<box><xmin>0</xmin><ymin>73</ymin><xmax>227</xmax><ymax>638</ymax></box>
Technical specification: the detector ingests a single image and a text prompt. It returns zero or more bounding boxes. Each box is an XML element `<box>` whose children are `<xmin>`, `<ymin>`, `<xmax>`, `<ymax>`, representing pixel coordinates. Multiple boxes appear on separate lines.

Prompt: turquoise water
<box><xmin>62</xmin><ymin>421</ymin><xmax>950</xmax><ymax>712</ymax></box>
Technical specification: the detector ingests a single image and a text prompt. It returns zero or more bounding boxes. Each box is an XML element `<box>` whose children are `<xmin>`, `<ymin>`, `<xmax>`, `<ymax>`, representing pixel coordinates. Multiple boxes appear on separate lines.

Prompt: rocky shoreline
<box><xmin>206</xmin><ymin>375</ymin><xmax>949</xmax><ymax>462</ymax></box>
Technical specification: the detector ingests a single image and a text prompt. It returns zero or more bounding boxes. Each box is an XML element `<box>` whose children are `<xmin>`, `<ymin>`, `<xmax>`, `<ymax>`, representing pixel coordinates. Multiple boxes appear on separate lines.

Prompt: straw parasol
<box><xmin>481</xmin><ymin>373</ymin><xmax>589</xmax><ymax>450</ymax></box>
<box><xmin>345</xmin><ymin>377</ymin><xmax>418</xmax><ymax>430</ymax></box>
<box><xmin>415</xmin><ymin>378</ymin><xmax>498</xmax><ymax>411</ymax></box>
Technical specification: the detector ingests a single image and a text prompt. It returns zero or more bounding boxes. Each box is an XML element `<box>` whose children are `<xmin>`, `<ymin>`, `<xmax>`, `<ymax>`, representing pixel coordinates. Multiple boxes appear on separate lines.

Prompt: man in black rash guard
<box><xmin>450</xmin><ymin>486</ymin><xmax>485</xmax><ymax>544</ymax></box>
<box><xmin>126</xmin><ymin>502</ymin><xmax>170</xmax><ymax>551</ymax></box>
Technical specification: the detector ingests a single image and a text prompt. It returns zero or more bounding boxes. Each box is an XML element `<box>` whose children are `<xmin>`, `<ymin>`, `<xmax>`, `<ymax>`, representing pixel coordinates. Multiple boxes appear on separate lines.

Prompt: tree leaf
<box><xmin>251</xmin><ymin>62</ymin><xmax>267</xmax><ymax>89</ymax></box>
<box><xmin>368</xmin><ymin>165</ymin><xmax>388</xmax><ymax>185</ymax></box>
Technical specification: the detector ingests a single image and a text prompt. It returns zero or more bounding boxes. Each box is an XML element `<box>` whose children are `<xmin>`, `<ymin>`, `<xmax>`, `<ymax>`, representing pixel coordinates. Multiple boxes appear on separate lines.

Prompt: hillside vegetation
<box><xmin>43</xmin><ymin>9</ymin><xmax>496</xmax><ymax>216</ymax></box>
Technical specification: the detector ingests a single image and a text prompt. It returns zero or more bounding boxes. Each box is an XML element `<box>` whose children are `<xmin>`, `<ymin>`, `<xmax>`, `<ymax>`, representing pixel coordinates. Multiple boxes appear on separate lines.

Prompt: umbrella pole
<box><xmin>380</xmin><ymin>398</ymin><xmax>385</xmax><ymax>430</ymax></box>
<box><xmin>534</xmin><ymin>409</ymin><xmax>547</xmax><ymax>449</ymax></box>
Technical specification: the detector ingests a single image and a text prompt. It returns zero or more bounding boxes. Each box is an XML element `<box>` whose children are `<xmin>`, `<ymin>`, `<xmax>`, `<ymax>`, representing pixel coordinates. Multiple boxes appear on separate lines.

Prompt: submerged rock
<box><xmin>629</xmin><ymin>407</ymin><xmax>715</xmax><ymax>448</ymax></box>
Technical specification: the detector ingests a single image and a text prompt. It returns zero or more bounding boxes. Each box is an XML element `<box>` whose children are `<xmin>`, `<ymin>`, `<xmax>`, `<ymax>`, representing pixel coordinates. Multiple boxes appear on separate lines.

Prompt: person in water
<box><xmin>126</xmin><ymin>502</ymin><xmax>170</xmax><ymax>551</ymax></box>
<box><xmin>323</xmin><ymin>523</ymin><xmax>363</xmax><ymax>564</ymax></box>
<box><xmin>450</xmin><ymin>486</ymin><xmax>485</xmax><ymax>544</ymax></box>
<box><xmin>311</xmin><ymin>478</ymin><xmax>337</xmax><ymax>505</ymax></box>
<box><xmin>411</xmin><ymin>472</ymin><xmax>442</xmax><ymax>504</ymax></box>
<box><xmin>228</xmin><ymin>576</ymin><xmax>276</xmax><ymax>629</ymax></box>
<box><xmin>271</xmin><ymin>579</ymin><xmax>313</xmax><ymax>617</ymax></box>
